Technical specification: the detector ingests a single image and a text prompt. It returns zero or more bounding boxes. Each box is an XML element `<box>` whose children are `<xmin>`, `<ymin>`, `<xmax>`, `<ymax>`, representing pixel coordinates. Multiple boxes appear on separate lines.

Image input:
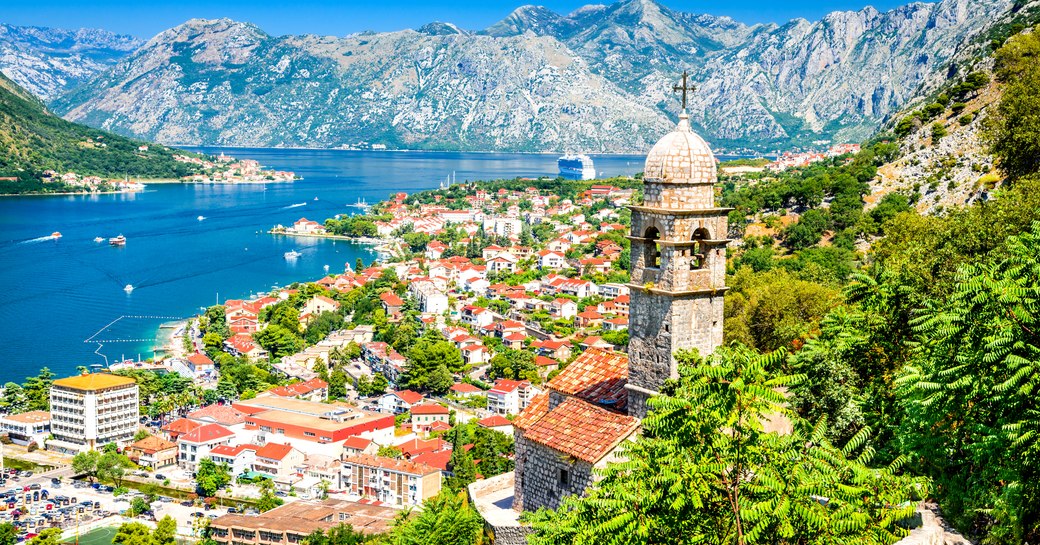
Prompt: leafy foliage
<box><xmin>387</xmin><ymin>491</ymin><xmax>484</xmax><ymax>545</ymax></box>
<box><xmin>526</xmin><ymin>346</ymin><xmax>923</xmax><ymax>545</ymax></box>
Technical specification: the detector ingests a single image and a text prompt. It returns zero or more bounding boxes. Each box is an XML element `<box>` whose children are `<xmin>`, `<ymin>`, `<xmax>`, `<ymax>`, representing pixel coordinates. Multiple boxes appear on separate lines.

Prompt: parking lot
<box><xmin>0</xmin><ymin>467</ymin><xmax>264</xmax><ymax>541</ymax></box>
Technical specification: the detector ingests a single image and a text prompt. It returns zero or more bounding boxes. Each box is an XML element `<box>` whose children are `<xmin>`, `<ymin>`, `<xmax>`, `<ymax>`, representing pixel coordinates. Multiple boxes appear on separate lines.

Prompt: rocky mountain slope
<box><xmin>0</xmin><ymin>23</ymin><xmax>141</xmax><ymax>100</ymax></box>
<box><xmin>45</xmin><ymin>0</ymin><xmax>1016</xmax><ymax>152</ymax></box>
<box><xmin>869</xmin><ymin>0</ymin><xmax>1040</xmax><ymax>214</ymax></box>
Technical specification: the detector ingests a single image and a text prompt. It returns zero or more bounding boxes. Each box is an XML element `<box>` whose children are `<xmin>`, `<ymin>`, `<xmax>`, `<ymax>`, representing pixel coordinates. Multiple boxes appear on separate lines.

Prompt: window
<box><xmin>558</xmin><ymin>468</ymin><xmax>570</xmax><ymax>486</ymax></box>
<box><xmin>643</xmin><ymin>227</ymin><xmax>661</xmax><ymax>269</ymax></box>
<box><xmin>304</xmin><ymin>431</ymin><xmax>316</xmax><ymax>437</ymax></box>
<box><xmin>691</xmin><ymin>228</ymin><xmax>709</xmax><ymax>270</ymax></box>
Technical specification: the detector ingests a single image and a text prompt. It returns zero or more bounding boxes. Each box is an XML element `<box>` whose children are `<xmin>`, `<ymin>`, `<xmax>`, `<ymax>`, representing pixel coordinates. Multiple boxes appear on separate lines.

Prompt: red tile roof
<box><xmin>187</xmin><ymin>352</ymin><xmax>214</xmax><ymax>366</ymax></box>
<box><xmin>162</xmin><ymin>418</ymin><xmax>202</xmax><ymax>435</ymax></box>
<box><xmin>521</xmin><ymin>397</ymin><xmax>639</xmax><ymax>463</ymax></box>
<box><xmin>344</xmin><ymin>454</ymin><xmax>439</xmax><ymax>476</ymax></box>
<box><xmin>342</xmin><ymin>436</ymin><xmax>372</xmax><ymax>451</ymax></box>
<box><xmin>449</xmin><ymin>383</ymin><xmax>483</xmax><ymax>394</ymax></box>
<box><xmin>478</xmin><ymin>415</ymin><xmax>513</xmax><ymax>428</ymax></box>
<box><xmin>188</xmin><ymin>404</ymin><xmax>247</xmax><ymax>426</ymax></box>
<box><xmin>255</xmin><ymin>442</ymin><xmax>295</xmax><ymax>461</ymax></box>
<box><xmin>394</xmin><ymin>390</ymin><xmax>424</xmax><ymax>405</ymax></box>
<box><xmin>546</xmin><ymin>347</ymin><xmax>628</xmax><ymax>410</ymax></box>
<box><xmin>513</xmin><ymin>393</ymin><xmax>549</xmax><ymax>430</ymax></box>
<box><xmin>267</xmin><ymin>378</ymin><xmax>328</xmax><ymax>398</ymax></box>
<box><xmin>179</xmin><ymin>423</ymin><xmax>234</xmax><ymax>444</ymax></box>
<box><xmin>410</xmin><ymin>403</ymin><xmax>449</xmax><ymax>415</ymax></box>
<box><xmin>396</xmin><ymin>438</ymin><xmax>448</xmax><ymax>458</ymax></box>
<box><xmin>411</xmin><ymin>450</ymin><xmax>452</xmax><ymax>471</ymax></box>
<box><xmin>379</xmin><ymin>291</ymin><xmax>405</xmax><ymax>307</ymax></box>
<box><xmin>210</xmin><ymin>444</ymin><xmax>260</xmax><ymax>457</ymax></box>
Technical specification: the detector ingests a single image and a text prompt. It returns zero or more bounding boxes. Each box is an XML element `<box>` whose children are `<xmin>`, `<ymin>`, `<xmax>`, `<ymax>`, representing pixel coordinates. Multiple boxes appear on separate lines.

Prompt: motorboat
<box><xmin>94</xmin><ymin>236</ymin><xmax>105</xmax><ymax>243</ymax></box>
<box><xmin>284</xmin><ymin>250</ymin><xmax>302</xmax><ymax>260</ymax></box>
<box><xmin>197</xmin><ymin>215</ymin><xmax>206</xmax><ymax>221</ymax></box>
<box><xmin>124</xmin><ymin>284</ymin><xmax>134</xmax><ymax>293</ymax></box>
<box><xmin>109</xmin><ymin>235</ymin><xmax>126</xmax><ymax>246</ymax></box>
<box><xmin>51</xmin><ymin>232</ymin><xmax>62</xmax><ymax>239</ymax></box>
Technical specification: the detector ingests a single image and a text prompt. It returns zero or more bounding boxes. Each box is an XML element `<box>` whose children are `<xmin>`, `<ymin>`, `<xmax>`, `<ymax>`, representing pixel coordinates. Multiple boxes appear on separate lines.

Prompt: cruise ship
<box><xmin>558</xmin><ymin>154</ymin><xmax>596</xmax><ymax>180</ymax></box>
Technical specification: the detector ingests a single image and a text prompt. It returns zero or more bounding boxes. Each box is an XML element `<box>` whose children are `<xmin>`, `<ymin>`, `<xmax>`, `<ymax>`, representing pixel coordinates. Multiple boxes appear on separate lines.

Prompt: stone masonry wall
<box><xmin>513</xmin><ymin>432</ymin><xmax>595</xmax><ymax>512</ymax></box>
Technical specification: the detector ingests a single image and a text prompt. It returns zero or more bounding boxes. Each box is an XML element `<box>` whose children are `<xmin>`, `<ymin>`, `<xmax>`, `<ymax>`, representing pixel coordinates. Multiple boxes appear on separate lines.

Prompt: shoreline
<box><xmin>267</xmin><ymin>231</ymin><xmax>392</xmax><ymax>244</ymax></box>
<box><xmin>1</xmin><ymin>178</ymin><xmax>297</xmax><ymax>196</ymax></box>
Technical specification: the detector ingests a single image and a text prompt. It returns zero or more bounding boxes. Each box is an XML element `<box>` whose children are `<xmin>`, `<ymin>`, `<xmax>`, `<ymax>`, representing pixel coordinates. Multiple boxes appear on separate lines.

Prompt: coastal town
<box><xmin>0</xmin><ymin>164</ymin><xmax>646</xmax><ymax>542</ymax></box>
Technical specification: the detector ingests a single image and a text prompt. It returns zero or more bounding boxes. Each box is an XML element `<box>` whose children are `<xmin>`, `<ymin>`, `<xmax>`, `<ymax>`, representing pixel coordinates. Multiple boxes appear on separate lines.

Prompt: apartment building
<box><xmin>0</xmin><ymin>411</ymin><xmax>50</xmax><ymax>446</ymax></box>
<box><xmin>49</xmin><ymin>373</ymin><xmax>139</xmax><ymax>453</ymax></box>
<box><xmin>342</xmin><ymin>454</ymin><xmax>441</xmax><ymax>508</ymax></box>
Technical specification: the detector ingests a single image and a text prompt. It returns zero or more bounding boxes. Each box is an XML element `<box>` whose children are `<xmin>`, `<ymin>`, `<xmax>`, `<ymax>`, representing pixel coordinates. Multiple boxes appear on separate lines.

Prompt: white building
<box><xmin>0</xmin><ymin>411</ymin><xmax>50</xmax><ymax>447</ymax></box>
<box><xmin>49</xmin><ymin>374</ymin><xmax>139</xmax><ymax>453</ymax></box>
<box><xmin>410</xmin><ymin>281</ymin><xmax>448</xmax><ymax>315</ymax></box>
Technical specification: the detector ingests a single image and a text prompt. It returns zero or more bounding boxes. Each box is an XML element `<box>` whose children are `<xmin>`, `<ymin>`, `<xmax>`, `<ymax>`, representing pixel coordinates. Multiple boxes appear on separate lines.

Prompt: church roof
<box><xmin>545</xmin><ymin>347</ymin><xmax>628</xmax><ymax>411</ymax></box>
<box><xmin>643</xmin><ymin>111</ymin><xmax>716</xmax><ymax>184</ymax></box>
<box><xmin>521</xmin><ymin>397</ymin><xmax>640</xmax><ymax>463</ymax></box>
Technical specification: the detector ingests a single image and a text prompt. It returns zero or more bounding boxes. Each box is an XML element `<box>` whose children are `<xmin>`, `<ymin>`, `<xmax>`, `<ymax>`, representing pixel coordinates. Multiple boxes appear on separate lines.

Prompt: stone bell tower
<box><xmin>626</xmin><ymin>76</ymin><xmax>729</xmax><ymax>419</ymax></box>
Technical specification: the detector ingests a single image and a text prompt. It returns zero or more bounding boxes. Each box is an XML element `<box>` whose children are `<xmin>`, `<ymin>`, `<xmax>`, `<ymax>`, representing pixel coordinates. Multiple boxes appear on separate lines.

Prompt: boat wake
<box><xmin>19</xmin><ymin>235</ymin><xmax>56</xmax><ymax>244</ymax></box>
<box><xmin>283</xmin><ymin>203</ymin><xmax>307</xmax><ymax>209</ymax></box>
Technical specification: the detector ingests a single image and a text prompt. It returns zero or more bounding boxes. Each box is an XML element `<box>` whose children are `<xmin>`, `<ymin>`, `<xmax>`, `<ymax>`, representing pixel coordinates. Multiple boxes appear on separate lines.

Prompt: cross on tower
<box><xmin>672</xmin><ymin>70</ymin><xmax>695</xmax><ymax>110</ymax></box>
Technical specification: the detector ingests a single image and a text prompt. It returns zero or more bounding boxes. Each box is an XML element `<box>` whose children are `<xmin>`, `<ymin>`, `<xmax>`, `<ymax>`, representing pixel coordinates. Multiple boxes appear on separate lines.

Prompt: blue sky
<box><xmin>7</xmin><ymin>0</ymin><xmax>911</xmax><ymax>38</ymax></box>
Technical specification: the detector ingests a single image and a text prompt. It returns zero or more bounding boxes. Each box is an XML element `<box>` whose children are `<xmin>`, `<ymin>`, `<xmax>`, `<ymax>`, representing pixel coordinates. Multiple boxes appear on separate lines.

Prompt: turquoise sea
<box><xmin>0</xmin><ymin>148</ymin><xmax>662</xmax><ymax>383</ymax></box>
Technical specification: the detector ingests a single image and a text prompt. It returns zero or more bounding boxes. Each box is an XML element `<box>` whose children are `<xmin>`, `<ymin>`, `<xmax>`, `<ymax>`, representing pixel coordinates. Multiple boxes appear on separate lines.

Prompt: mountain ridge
<box><xmin>26</xmin><ymin>0</ymin><xmax>1018</xmax><ymax>152</ymax></box>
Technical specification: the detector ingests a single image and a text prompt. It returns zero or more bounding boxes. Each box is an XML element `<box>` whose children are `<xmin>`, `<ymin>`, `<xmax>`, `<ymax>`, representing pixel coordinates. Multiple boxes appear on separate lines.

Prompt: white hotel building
<box><xmin>49</xmin><ymin>373</ymin><xmax>139</xmax><ymax>453</ymax></box>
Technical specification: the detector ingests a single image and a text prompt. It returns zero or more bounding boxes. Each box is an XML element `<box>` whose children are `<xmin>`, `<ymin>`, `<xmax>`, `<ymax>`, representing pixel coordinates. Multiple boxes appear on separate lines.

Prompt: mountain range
<box><xmin>0</xmin><ymin>0</ymin><xmax>1019</xmax><ymax>152</ymax></box>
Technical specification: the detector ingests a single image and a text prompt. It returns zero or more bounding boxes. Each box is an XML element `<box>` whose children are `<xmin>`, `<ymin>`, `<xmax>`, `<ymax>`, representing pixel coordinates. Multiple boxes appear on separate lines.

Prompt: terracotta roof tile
<box><xmin>522</xmin><ymin>397</ymin><xmax>639</xmax><ymax>463</ymax></box>
<box><xmin>546</xmin><ymin>347</ymin><xmax>628</xmax><ymax>410</ymax></box>
<box><xmin>513</xmin><ymin>392</ymin><xmax>549</xmax><ymax>430</ymax></box>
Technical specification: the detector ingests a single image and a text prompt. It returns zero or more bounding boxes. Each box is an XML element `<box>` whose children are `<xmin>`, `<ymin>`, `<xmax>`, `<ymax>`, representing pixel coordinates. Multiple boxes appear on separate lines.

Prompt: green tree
<box><xmin>253</xmin><ymin>324</ymin><xmax>302</xmax><ymax>359</ymax></box>
<box><xmin>525</xmin><ymin>346</ymin><xmax>924</xmax><ymax>545</ymax></box>
<box><xmin>303</xmin><ymin>524</ymin><xmax>367</xmax><ymax>545</ymax></box>
<box><xmin>986</xmin><ymin>29</ymin><xmax>1040</xmax><ymax>179</ymax></box>
<box><xmin>403</xmin><ymin>336</ymin><xmax>463</xmax><ymax>392</ymax></box>
<box><xmin>898</xmin><ymin>221</ymin><xmax>1040</xmax><ymax>541</ymax></box>
<box><xmin>446</xmin><ymin>430</ymin><xmax>476</xmax><ymax>491</ymax></box>
<box><xmin>196</xmin><ymin>458</ymin><xmax>231</xmax><ymax>497</ymax></box>
<box><xmin>0</xmin><ymin>522</ymin><xmax>18</xmax><ymax>545</ymax></box>
<box><xmin>128</xmin><ymin>495</ymin><xmax>151</xmax><ymax>517</ymax></box>
<box><xmin>256</xmin><ymin>478</ymin><xmax>284</xmax><ymax>512</ymax></box>
<box><xmin>113</xmin><ymin>522</ymin><xmax>154</xmax><ymax>545</ymax></box>
<box><xmin>153</xmin><ymin>516</ymin><xmax>177</xmax><ymax>545</ymax></box>
<box><xmin>388</xmin><ymin>491</ymin><xmax>483</xmax><ymax>545</ymax></box>
<box><xmin>27</xmin><ymin>528</ymin><xmax>63</xmax><ymax>545</ymax></box>
<box><xmin>97</xmin><ymin>451</ymin><xmax>133</xmax><ymax>487</ymax></box>
<box><xmin>487</xmin><ymin>349</ymin><xmax>536</xmax><ymax>381</ymax></box>
<box><xmin>72</xmin><ymin>450</ymin><xmax>101</xmax><ymax>482</ymax></box>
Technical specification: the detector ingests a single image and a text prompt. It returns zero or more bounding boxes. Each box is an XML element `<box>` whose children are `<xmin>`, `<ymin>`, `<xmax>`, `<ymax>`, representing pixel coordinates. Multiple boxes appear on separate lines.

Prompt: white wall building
<box><xmin>49</xmin><ymin>374</ymin><xmax>139</xmax><ymax>453</ymax></box>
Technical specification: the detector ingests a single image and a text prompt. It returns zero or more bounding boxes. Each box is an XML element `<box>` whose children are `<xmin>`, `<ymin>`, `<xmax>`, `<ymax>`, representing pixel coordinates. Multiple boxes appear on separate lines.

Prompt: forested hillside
<box><xmin>521</xmin><ymin>25</ymin><xmax>1040</xmax><ymax>545</ymax></box>
<box><xmin>0</xmin><ymin>72</ymin><xmax>202</xmax><ymax>193</ymax></box>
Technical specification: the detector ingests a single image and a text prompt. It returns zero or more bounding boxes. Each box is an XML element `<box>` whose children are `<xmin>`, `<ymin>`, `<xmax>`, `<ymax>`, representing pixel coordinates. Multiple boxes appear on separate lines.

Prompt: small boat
<box><xmin>124</xmin><ymin>284</ymin><xmax>134</xmax><ymax>293</ymax></box>
<box><xmin>313</xmin><ymin>197</ymin><xmax>319</xmax><ymax>201</ymax></box>
<box><xmin>109</xmin><ymin>235</ymin><xmax>126</xmax><ymax>246</ymax></box>
<box><xmin>323</xmin><ymin>264</ymin><xmax>330</xmax><ymax>273</ymax></box>
<box><xmin>94</xmin><ymin>236</ymin><xmax>105</xmax><ymax>243</ymax></box>
<box><xmin>197</xmin><ymin>215</ymin><xmax>206</xmax><ymax>221</ymax></box>
<box><xmin>284</xmin><ymin>250</ymin><xmax>301</xmax><ymax>260</ymax></box>
<box><xmin>51</xmin><ymin>232</ymin><xmax>62</xmax><ymax>239</ymax></box>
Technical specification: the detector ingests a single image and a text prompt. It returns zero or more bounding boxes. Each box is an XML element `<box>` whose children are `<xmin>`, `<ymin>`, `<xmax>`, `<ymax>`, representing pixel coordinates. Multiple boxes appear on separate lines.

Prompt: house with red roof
<box><xmin>209</xmin><ymin>444</ymin><xmax>260</xmax><ymax>477</ymax></box>
<box><xmin>125</xmin><ymin>436</ymin><xmax>178</xmax><ymax>470</ymax></box>
<box><xmin>177</xmin><ymin>423</ymin><xmax>235</xmax><ymax>473</ymax></box>
<box><xmin>187</xmin><ymin>404</ymin><xmax>248</xmax><ymax>426</ymax></box>
<box><xmin>379</xmin><ymin>291</ymin><xmax>405</xmax><ymax>321</ymax></box>
<box><xmin>551</xmin><ymin>298</ymin><xmax>578</xmax><ymax>319</ymax></box>
<box><xmin>537</xmin><ymin>250</ymin><xmax>567</xmax><ymax>270</ymax></box>
<box><xmin>265</xmin><ymin>378</ymin><xmax>329</xmax><ymax>402</ymax></box>
<box><xmin>603</xmin><ymin>316</ymin><xmax>629</xmax><ymax>332</ymax></box>
<box><xmin>224</xmin><ymin>334</ymin><xmax>268</xmax><ymax>361</ymax></box>
<box><xmin>461</xmin><ymin>343</ymin><xmax>491</xmax><ymax>365</ymax></box>
<box><xmin>394</xmin><ymin>437</ymin><xmax>449</xmax><ymax>459</ymax></box>
<box><xmin>342</xmin><ymin>454</ymin><xmax>441</xmax><ymax>507</ymax></box>
<box><xmin>161</xmin><ymin>418</ymin><xmax>201</xmax><ymax>442</ymax></box>
<box><xmin>254</xmin><ymin>442</ymin><xmax>306</xmax><ymax>486</ymax></box>
<box><xmin>301</xmin><ymin>296</ymin><xmax>341</xmax><ymax>326</ymax></box>
<box><xmin>185</xmin><ymin>352</ymin><xmax>215</xmax><ymax>376</ymax></box>
<box><xmin>425</xmin><ymin>240</ymin><xmax>448</xmax><ymax>260</ymax></box>
<box><xmin>449</xmin><ymin>383</ymin><xmax>484</xmax><ymax>398</ymax></box>
<box><xmin>290</xmin><ymin>217</ymin><xmax>326</xmax><ymax>235</ymax></box>
<box><xmin>487</xmin><ymin>379</ymin><xmax>540</xmax><ymax>416</ymax></box>
<box><xmin>377</xmin><ymin>390</ymin><xmax>424</xmax><ymax>414</ymax></box>
<box><xmin>460</xmin><ymin>306</ymin><xmax>493</xmax><ymax>328</ymax></box>
<box><xmin>410</xmin><ymin>404</ymin><xmax>450</xmax><ymax>435</ymax></box>
<box><xmin>342</xmin><ymin>436</ymin><xmax>377</xmax><ymax>457</ymax></box>
<box><xmin>477</xmin><ymin>415</ymin><xmax>514</xmax><ymax>435</ymax></box>
<box><xmin>576</xmin><ymin>309</ymin><xmax>604</xmax><ymax>328</ymax></box>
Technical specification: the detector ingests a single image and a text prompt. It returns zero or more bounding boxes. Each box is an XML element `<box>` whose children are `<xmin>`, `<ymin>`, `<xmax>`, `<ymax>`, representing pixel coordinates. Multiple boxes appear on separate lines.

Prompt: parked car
<box><xmin>154</xmin><ymin>474</ymin><xmax>166</xmax><ymax>480</ymax></box>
